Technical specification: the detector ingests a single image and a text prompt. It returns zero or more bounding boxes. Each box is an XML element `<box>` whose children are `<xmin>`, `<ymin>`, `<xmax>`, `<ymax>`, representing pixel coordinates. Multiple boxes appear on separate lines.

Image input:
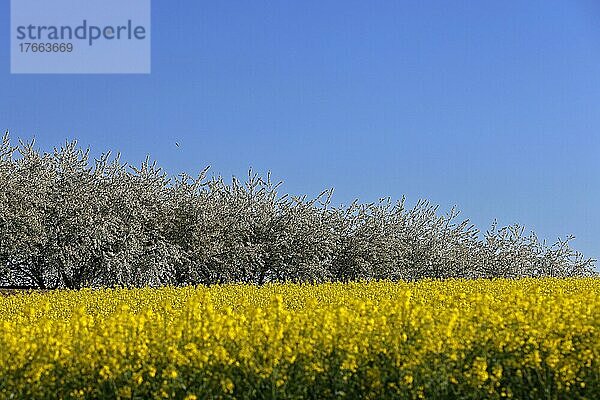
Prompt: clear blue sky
<box><xmin>1</xmin><ymin>1</ymin><xmax>599</xmax><ymax>263</ymax></box>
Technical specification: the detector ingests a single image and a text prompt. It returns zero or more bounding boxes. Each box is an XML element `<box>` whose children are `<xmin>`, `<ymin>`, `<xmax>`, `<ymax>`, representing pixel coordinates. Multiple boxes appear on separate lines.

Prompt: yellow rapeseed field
<box><xmin>0</xmin><ymin>278</ymin><xmax>598</xmax><ymax>399</ymax></box>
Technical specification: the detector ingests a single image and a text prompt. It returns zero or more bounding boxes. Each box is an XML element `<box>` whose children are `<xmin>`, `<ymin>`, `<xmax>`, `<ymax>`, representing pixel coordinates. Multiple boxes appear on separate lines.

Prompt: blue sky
<box><xmin>1</xmin><ymin>1</ymin><xmax>599</xmax><ymax>263</ymax></box>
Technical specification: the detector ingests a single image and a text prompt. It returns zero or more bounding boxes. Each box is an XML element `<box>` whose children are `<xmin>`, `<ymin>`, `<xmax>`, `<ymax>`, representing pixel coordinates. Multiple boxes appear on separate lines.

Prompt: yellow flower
<box><xmin>99</xmin><ymin>365</ymin><xmax>111</xmax><ymax>380</ymax></box>
<box><xmin>221</xmin><ymin>378</ymin><xmax>235</xmax><ymax>393</ymax></box>
<box><xmin>472</xmin><ymin>357</ymin><xmax>489</xmax><ymax>384</ymax></box>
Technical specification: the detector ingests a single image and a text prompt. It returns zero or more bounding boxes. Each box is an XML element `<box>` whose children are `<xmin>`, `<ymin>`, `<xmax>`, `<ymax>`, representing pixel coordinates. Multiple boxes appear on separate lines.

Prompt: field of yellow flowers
<box><xmin>0</xmin><ymin>278</ymin><xmax>598</xmax><ymax>399</ymax></box>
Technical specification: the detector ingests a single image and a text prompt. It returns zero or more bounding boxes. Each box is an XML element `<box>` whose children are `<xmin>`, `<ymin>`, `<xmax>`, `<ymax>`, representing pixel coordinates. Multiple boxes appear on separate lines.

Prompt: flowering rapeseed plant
<box><xmin>0</xmin><ymin>278</ymin><xmax>598</xmax><ymax>399</ymax></box>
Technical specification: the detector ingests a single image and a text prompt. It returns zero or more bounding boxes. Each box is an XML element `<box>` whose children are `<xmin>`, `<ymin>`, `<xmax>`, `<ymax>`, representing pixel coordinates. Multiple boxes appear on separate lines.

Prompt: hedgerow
<box><xmin>0</xmin><ymin>132</ymin><xmax>595</xmax><ymax>289</ymax></box>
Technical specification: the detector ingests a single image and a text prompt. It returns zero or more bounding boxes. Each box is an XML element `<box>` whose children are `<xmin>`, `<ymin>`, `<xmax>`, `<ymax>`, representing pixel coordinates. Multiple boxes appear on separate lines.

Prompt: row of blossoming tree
<box><xmin>0</xmin><ymin>133</ymin><xmax>595</xmax><ymax>289</ymax></box>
